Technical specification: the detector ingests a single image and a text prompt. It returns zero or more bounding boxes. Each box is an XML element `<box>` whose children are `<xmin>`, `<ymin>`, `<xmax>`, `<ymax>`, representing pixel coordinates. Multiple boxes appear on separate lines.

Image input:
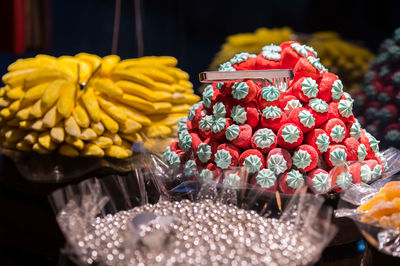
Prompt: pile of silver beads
<box><xmin>67</xmin><ymin>199</ymin><xmax>324</xmax><ymax>265</ymax></box>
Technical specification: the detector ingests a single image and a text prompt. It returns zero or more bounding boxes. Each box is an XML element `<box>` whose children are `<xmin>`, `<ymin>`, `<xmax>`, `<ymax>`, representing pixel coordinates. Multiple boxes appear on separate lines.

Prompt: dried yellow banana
<box><xmin>81</xmin><ymin>88</ymin><xmax>101</xmax><ymax>122</ymax></box>
<box><xmin>149</xmin><ymin>114</ymin><xmax>185</xmax><ymax>127</ymax></box>
<box><xmin>30</xmin><ymin>100</ymin><xmax>51</xmax><ymax>119</ymax></box>
<box><xmin>100</xmin><ymin>55</ymin><xmax>120</xmax><ymax>77</ymax></box>
<box><xmin>178</xmin><ymin>80</ymin><xmax>193</xmax><ymax>90</ymax></box>
<box><xmin>0</xmin><ymin>98</ymin><xmax>10</xmax><ymax>108</ymax></box>
<box><xmin>151</xmin><ymin>102</ymin><xmax>172</xmax><ymax>114</ymax></box>
<box><xmin>35</xmin><ymin>55</ymin><xmax>59</xmax><ymax>66</ymax></box>
<box><xmin>0</xmin><ymin>108</ymin><xmax>12</xmax><ymax>119</ymax></box>
<box><xmin>96</xmin><ymin>95</ymin><xmax>127</xmax><ymax>123</ymax></box>
<box><xmin>103</xmin><ymin>131</ymin><xmax>122</xmax><ymax>145</ymax></box>
<box><xmin>111</xmin><ymin>69</ymin><xmax>155</xmax><ymax>88</ymax></box>
<box><xmin>105</xmin><ymin>145</ymin><xmax>129</xmax><ymax>159</ymax></box>
<box><xmin>41</xmin><ymin>79</ymin><xmax>66</xmax><ymax>108</ymax></box>
<box><xmin>93</xmin><ymin>78</ymin><xmax>123</xmax><ymax>97</ymax></box>
<box><xmin>80</xmin><ymin>128</ymin><xmax>97</xmax><ymax>141</ymax></box>
<box><xmin>38</xmin><ymin>131</ymin><xmax>57</xmax><ymax>150</ymax></box>
<box><xmin>112</xmin><ymin>93</ymin><xmax>155</xmax><ymax>113</ymax></box>
<box><xmin>64</xmin><ymin>116</ymin><xmax>81</xmax><ymax>138</ymax></box>
<box><xmin>2</xmin><ymin>68</ymin><xmax>40</xmax><ymax>87</ymax></box>
<box><xmin>120</xmin><ymin>105</ymin><xmax>151</xmax><ymax>126</ymax></box>
<box><xmin>99</xmin><ymin>110</ymin><xmax>119</xmax><ymax>134</ymax></box>
<box><xmin>72</xmin><ymin>101</ymin><xmax>90</xmax><ymax>128</ymax></box>
<box><xmin>23</xmin><ymin>83</ymin><xmax>50</xmax><ymax>101</ymax></box>
<box><xmin>24</xmin><ymin>69</ymin><xmax>69</xmax><ymax>88</ymax></box>
<box><xmin>65</xmin><ymin>135</ymin><xmax>84</xmax><ymax>150</ymax></box>
<box><xmin>117</xmin><ymin>56</ymin><xmax>177</xmax><ymax>69</ymax></box>
<box><xmin>143</xmin><ymin>125</ymin><xmax>172</xmax><ymax>138</ymax></box>
<box><xmin>50</xmin><ymin>125</ymin><xmax>65</xmax><ymax>143</ymax></box>
<box><xmin>4</xmin><ymin>128</ymin><xmax>25</xmax><ymax>142</ymax></box>
<box><xmin>93</xmin><ymin>136</ymin><xmax>113</xmax><ymax>149</ymax></box>
<box><xmin>164</xmin><ymin>67</ymin><xmax>189</xmax><ymax>80</ymax></box>
<box><xmin>32</xmin><ymin>143</ymin><xmax>50</xmax><ymax>154</ymax></box>
<box><xmin>119</xmin><ymin>119</ymin><xmax>141</xmax><ymax>134</ymax></box>
<box><xmin>58</xmin><ymin>144</ymin><xmax>79</xmax><ymax>157</ymax></box>
<box><xmin>9</xmin><ymin>100</ymin><xmax>22</xmax><ymax>114</ymax></box>
<box><xmin>42</xmin><ymin>106</ymin><xmax>63</xmax><ymax>128</ymax></box>
<box><xmin>16</xmin><ymin>140</ymin><xmax>32</xmax><ymax>151</ymax></box>
<box><xmin>125</xmin><ymin>67</ymin><xmax>175</xmax><ymax>84</ymax></box>
<box><xmin>31</xmin><ymin>120</ymin><xmax>45</xmax><ymax>131</ymax></box>
<box><xmin>58</xmin><ymin>56</ymin><xmax>92</xmax><ymax>83</ymax></box>
<box><xmin>170</xmin><ymin>92</ymin><xmax>200</xmax><ymax>104</ymax></box>
<box><xmin>56</xmin><ymin>82</ymin><xmax>76</xmax><ymax>117</ymax></box>
<box><xmin>171</xmin><ymin>104</ymin><xmax>191</xmax><ymax>113</ymax></box>
<box><xmin>24</xmin><ymin>131</ymin><xmax>39</xmax><ymax>144</ymax></box>
<box><xmin>81</xmin><ymin>143</ymin><xmax>104</xmax><ymax>157</ymax></box>
<box><xmin>7</xmin><ymin>86</ymin><xmax>24</xmax><ymax>100</ymax></box>
<box><xmin>153</xmin><ymin>82</ymin><xmax>175</xmax><ymax>93</ymax></box>
<box><xmin>120</xmin><ymin>133</ymin><xmax>138</xmax><ymax>143</ymax></box>
<box><xmin>75</xmin><ymin>53</ymin><xmax>102</xmax><ymax>70</ymax></box>
<box><xmin>115</xmin><ymin>80</ymin><xmax>172</xmax><ymax>101</ymax></box>
<box><xmin>19</xmin><ymin>120</ymin><xmax>34</xmax><ymax>130</ymax></box>
<box><xmin>91</xmin><ymin>121</ymin><xmax>105</xmax><ymax>135</ymax></box>
<box><xmin>16</xmin><ymin>106</ymin><xmax>32</xmax><ymax>120</ymax></box>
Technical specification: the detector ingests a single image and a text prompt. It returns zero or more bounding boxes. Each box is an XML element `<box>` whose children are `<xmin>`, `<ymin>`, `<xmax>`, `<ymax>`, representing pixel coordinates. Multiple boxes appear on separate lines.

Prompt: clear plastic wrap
<box><xmin>380</xmin><ymin>147</ymin><xmax>400</xmax><ymax>180</ymax></box>
<box><xmin>335</xmin><ymin>148</ymin><xmax>400</xmax><ymax>257</ymax></box>
<box><xmin>51</xmin><ymin>153</ymin><xmax>336</xmax><ymax>265</ymax></box>
<box><xmin>162</xmin><ymin>147</ymin><xmax>400</xmax><ymax>205</ymax></box>
<box><xmin>296</xmin><ymin>147</ymin><xmax>400</xmax><ymax>197</ymax></box>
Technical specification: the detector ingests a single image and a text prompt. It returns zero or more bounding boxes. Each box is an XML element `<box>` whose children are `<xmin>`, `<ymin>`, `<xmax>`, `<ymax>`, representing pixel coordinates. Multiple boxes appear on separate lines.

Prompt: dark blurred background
<box><xmin>0</xmin><ymin>0</ymin><xmax>399</xmax><ymax>88</ymax></box>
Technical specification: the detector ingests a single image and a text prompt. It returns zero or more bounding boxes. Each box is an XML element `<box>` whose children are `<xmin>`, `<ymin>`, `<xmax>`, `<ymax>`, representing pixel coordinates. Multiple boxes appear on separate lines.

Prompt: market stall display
<box><xmin>353</xmin><ymin>28</ymin><xmax>400</xmax><ymax>150</ymax></box>
<box><xmin>210</xmin><ymin>28</ymin><xmax>374</xmax><ymax>92</ymax></box>
<box><xmin>164</xmin><ymin>41</ymin><xmax>386</xmax><ymax>195</ymax></box>
<box><xmin>0</xmin><ymin>54</ymin><xmax>199</xmax><ymax>158</ymax></box>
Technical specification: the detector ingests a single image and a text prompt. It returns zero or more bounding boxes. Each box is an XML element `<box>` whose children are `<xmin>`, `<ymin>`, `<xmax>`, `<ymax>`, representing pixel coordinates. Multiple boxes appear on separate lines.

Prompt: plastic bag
<box><xmin>51</xmin><ymin>153</ymin><xmax>336</xmax><ymax>265</ymax></box>
<box><xmin>335</xmin><ymin>175</ymin><xmax>400</xmax><ymax>257</ymax></box>
<box><xmin>295</xmin><ymin>147</ymin><xmax>400</xmax><ymax>196</ymax></box>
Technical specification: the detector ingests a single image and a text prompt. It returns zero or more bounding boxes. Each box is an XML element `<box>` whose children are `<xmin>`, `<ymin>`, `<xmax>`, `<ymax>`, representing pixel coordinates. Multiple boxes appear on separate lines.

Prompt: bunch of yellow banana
<box><xmin>0</xmin><ymin>53</ymin><xmax>199</xmax><ymax>158</ymax></box>
<box><xmin>307</xmin><ymin>31</ymin><xmax>375</xmax><ymax>92</ymax></box>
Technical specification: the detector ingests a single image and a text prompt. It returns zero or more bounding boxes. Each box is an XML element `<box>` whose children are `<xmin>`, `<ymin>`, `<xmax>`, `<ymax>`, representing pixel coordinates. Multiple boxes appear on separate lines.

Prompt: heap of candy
<box><xmin>164</xmin><ymin>41</ymin><xmax>386</xmax><ymax>194</ymax></box>
<box><xmin>0</xmin><ymin>54</ymin><xmax>199</xmax><ymax>158</ymax></box>
<box><xmin>210</xmin><ymin>28</ymin><xmax>374</xmax><ymax>92</ymax></box>
<box><xmin>210</xmin><ymin>27</ymin><xmax>293</xmax><ymax>70</ymax></box>
<box><xmin>353</xmin><ymin>28</ymin><xmax>400</xmax><ymax>149</ymax></box>
<box><xmin>358</xmin><ymin>181</ymin><xmax>400</xmax><ymax>229</ymax></box>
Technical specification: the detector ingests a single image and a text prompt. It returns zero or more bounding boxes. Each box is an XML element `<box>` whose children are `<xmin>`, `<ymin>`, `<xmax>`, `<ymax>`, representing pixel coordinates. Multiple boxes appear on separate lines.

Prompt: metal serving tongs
<box><xmin>199</xmin><ymin>69</ymin><xmax>293</xmax><ymax>92</ymax></box>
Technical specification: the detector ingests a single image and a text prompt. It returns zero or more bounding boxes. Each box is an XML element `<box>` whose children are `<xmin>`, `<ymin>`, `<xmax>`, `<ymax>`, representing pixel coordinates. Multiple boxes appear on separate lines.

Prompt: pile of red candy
<box><xmin>353</xmin><ymin>28</ymin><xmax>400</xmax><ymax>149</ymax></box>
<box><xmin>163</xmin><ymin>41</ymin><xmax>386</xmax><ymax>194</ymax></box>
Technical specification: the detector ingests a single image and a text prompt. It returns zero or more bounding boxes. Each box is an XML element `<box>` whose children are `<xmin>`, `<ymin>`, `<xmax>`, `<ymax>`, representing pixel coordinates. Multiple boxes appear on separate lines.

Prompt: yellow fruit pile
<box><xmin>209</xmin><ymin>28</ymin><xmax>374</xmax><ymax>92</ymax></box>
<box><xmin>359</xmin><ymin>181</ymin><xmax>400</xmax><ymax>228</ymax></box>
<box><xmin>0</xmin><ymin>53</ymin><xmax>199</xmax><ymax>158</ymax></box>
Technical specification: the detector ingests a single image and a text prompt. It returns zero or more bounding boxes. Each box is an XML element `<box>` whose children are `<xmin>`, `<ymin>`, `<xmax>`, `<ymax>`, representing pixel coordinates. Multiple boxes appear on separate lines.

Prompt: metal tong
<box><xmin>199</xmin><ymin>69</ymin><xmax>293</xmax><ymax>91</ymax></box>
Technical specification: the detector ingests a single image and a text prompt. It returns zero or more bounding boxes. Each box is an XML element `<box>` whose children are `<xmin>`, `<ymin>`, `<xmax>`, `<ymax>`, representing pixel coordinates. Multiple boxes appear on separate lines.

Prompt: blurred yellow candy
<box><xmin>0</xmin><ymin>53</ymin><xmax>195</xmax><ymax>157</ymax></box>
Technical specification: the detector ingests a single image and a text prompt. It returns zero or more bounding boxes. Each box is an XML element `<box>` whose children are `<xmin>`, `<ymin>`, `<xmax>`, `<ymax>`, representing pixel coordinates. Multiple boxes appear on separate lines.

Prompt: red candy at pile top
<box><xmin>163</xmin><ymin>41</ymin><xmax>386</xmax><ymax>195</ymax></box>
